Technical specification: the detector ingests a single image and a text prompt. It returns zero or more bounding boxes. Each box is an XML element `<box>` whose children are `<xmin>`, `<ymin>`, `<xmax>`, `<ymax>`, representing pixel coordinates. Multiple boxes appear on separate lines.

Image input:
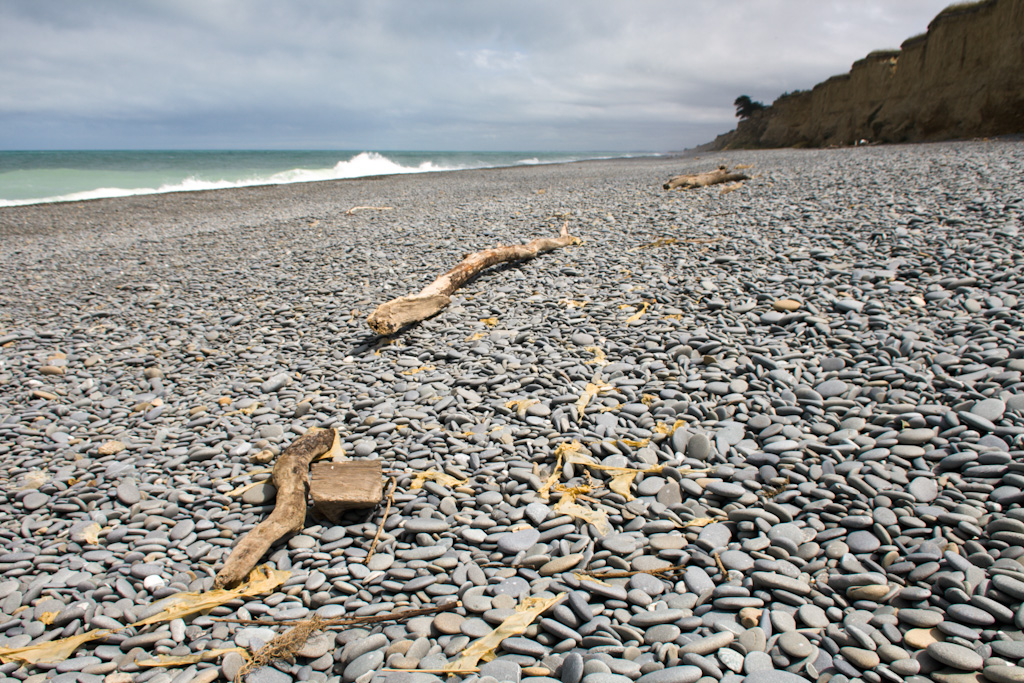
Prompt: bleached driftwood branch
<box><xmin>664</xmin><ymin>165</ymin><xmax>749</xmax><ymax>190</ymax></box>
<box><xmin>366</xmin><ymin>223</ymin><xmax>579</xmax><ymax>335</ymax></box>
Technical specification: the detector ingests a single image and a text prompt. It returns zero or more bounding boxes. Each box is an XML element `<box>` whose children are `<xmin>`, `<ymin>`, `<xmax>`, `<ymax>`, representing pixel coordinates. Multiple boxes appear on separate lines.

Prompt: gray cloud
<box><xmin>0</xmin><ymin>0</ymin><xmax>953</xmax><ymax>151</ymax></box>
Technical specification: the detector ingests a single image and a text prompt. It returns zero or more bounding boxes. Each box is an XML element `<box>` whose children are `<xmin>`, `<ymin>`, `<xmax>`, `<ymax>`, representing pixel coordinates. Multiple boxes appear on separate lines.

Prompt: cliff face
<box><xmin>711</xmin><ymin>0</ymin><xmax>1024</xmax><ymax>149</ymax></box>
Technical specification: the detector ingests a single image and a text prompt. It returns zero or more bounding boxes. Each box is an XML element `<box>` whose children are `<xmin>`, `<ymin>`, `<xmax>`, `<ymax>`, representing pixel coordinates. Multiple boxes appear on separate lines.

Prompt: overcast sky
<box><xmin>1</xmin><ymin>1</ymin><xmax>954</xmax><ymax>152</ymax></box>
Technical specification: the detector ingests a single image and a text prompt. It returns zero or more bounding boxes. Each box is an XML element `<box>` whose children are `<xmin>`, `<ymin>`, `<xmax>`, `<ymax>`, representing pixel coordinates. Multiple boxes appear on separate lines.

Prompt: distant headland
<box><xmin>706</xmin><ymin>0</ymin><xmax>1024</xmax><ymax>150</ymax></box>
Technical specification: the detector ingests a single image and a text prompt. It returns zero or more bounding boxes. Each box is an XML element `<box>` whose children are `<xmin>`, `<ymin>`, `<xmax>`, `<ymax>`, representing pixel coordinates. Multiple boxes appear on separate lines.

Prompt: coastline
<box><xmin>2</xmin><ymin>140</ymin><xmax>1024</xmax><ymax>681</ymax></box>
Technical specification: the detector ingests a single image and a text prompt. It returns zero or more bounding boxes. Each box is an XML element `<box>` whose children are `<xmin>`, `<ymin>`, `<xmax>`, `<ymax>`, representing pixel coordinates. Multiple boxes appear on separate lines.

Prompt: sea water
<box><xmin>0</xmin><ymin>150</ymin><xmax>646</xmax><ymax>207</ymax></box>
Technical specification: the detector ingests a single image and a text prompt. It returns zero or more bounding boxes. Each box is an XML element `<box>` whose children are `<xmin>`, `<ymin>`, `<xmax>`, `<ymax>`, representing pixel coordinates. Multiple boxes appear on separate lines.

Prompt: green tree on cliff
<box><xmin>734</xmin><ymin>95</ymin><xmax>766</xmax><ymax>119</ymax></box>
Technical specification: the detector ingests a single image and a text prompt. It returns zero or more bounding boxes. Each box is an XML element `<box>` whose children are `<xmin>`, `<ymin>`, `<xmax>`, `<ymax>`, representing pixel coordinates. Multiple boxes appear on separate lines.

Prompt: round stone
<box><xmin>927</xmin><ymin>642</ymin><xmax>984</xmax><ymax>671</ymax></box>
<box><xmin>433</xmin><ymin>612</ymin><xmax>464</xmax><ymax>635</ymax></box>
<box><xmin>686</xmin><ymin>434</ymin><xmax>712</xmax><ymax>461</ymax></box>
<box><xmin>778</xmin><ymin>631</ymin><xmax>814</xmax><ymax>659</ymax></box>
<box><xmin>497</xmin><ymin>528</ymin><xmax>540</xmax><ymax>554</ymax></box>
<box><xmin>898</xmin><ymin>609</ymin><xmax>943</xmax><ymax>628</ymax></box>
<box><xmin>404</xmin><ymin>518</ymin><xmax>449</xmax><ymax>534</ymax></box>
<box><xmin>840</xmin><ymin>646</ymin><xmax>880</xmax><ymax>669</ymax></box>
<box><xmin>846</xmin><ymin>530</ymin><xmax>881</xmax><ymax>553</ymax></box>
<box><xmin>908</xmin><ymin>477</ymin><xmax>938</xmax><ymax>502</ymax></box>
<box><xmin>815</xmin><ymin>379</ymin><xmax>848</xmax><ymax>398</ymax></box>
<box><xmin>971</xmin><ymin>398</ymin><xmax>1006</xmax><ymax>421</ymax></box>
<box><xmin>897</xmin><ymin>428</ymin><xmax>936</xmax><ymax>445</ymax></box>
<box><xmin>903</xmin><ymin>628</ymin><xmax>944</xmax><ymax>649</ymax></box>
<box><xmin>490</xmin><ymin>577</ymin><xmax>530</xmax><ymax>598</ymax></box>
<box><xmin>947</xmin><ymin>603</ymin><xmax>995</xmax><ymax>626</ymax></box>
<box><xmin>634</xmin><ymin>666</ymin><xmax>702</xmax><ymax>683</ymax></box>
<box><xmin>797</xmin><ymin>604</ymin><xmax>829</xmax><ymax>629</ymax></box>
<box><xmin>983</xmin><ymin>665</ymin><xmax>1024</xmax><ymax>683</ymax></box>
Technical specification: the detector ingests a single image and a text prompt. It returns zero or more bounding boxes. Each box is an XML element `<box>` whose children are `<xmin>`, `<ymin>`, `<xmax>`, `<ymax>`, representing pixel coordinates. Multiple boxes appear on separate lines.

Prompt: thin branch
<box><xmin>577</xmin><ymin>563</ymin><xmax>689</xmax><ymax>579</ymax></box>
<box><xmin>364</xmin><ymin>476</ymin><xmax>397</xmax><ymax>564</ymax></box>
<box><xmin>346</xmin><ymin>206</ymin><xmax>394</xmax><ymax>215</ymax></box>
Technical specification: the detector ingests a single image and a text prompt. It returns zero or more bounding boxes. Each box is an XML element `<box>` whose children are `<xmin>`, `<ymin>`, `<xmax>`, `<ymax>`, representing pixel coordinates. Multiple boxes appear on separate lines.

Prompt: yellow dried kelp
<box><xmin>400</xmin><ymin>365</ymin><xmax>435</xmax><ymax>376</ymax></box>
<box><xmin>0</xmin><ymin>629</ymin><xmax>116</xmax><ymax>666</ymax></box>
<box><xmin>538</xmin><ymin>441</ymin><xmax>588</xmax><ymax>500</ymax></box>
<box><xmin>446</xmin><ymin>594</ymin><xmax>565</xmax><ymax>672</ymax></box>
<box><xmin>409</xmin><ymin>469</ymin><xmax>469</xmax><ymax>490</ymax></box>
<box><xmin>576</xmin><ymin>380</ymin><xmax>613</xmax><ymax>417</ymax></box>
<box><xmin>136</xmin><ymin>648</ymin><xmax>247</xmax><ymax>668</ymax></box>
<box><xmin>536</xmin><ymin>440</ymin><xmax>662</xmax><ymax>533</ymax></box>
<box><xmin>583</xmin><ymin>346</ymin><xmax>607</xmax><ymax>365</ymax></box>
<box><xmin>506</xmin><ymin>399</ymin><xmax>539</xmax><ymax>418</ymax></box>
<box><xmin>625</xmin><ymin>302</ymin><xmax>649</xmax><ymax>324</ymax></box>
<box><xmin>552</xmin><ymin>483</ymin><xmax>612</xmax><ymax>535</ymax></box>
<box><xmin>681</xmin><ymin>517</ymin><xmax>719</xmax><ymax>528</ymax></box>
<box><xmin>77</xmin><ymin>522</ymin><xmax>102</xmax><ymax>544</ymax></box>
<box><xmin>653</xmin><ymin>420</ymin><xmax>687</xmax><ymax>436</ymax></box>
<box><xmin>134</xmin><ymin>566</ymin><xmax>290</xmax><ymax>626</ymax></box>
<box><xmin>0</xmin><ymin>567</ymin><xmax>286</xmax><ymax>666</ymax></box>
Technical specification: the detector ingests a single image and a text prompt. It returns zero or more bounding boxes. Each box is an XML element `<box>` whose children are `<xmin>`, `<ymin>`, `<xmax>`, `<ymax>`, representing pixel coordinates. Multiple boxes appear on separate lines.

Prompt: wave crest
<box><xmin>0</xmin><ymin>152</ymin><xmax>464</xmax><ymax>207</ymax></box>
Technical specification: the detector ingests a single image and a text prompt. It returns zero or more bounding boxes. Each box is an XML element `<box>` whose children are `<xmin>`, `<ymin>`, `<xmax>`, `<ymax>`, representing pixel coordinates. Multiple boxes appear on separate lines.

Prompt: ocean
<box><xmin>0</xmin><ymin>150</ymin><xmax>648</xmax><ymax>207</ymax></box>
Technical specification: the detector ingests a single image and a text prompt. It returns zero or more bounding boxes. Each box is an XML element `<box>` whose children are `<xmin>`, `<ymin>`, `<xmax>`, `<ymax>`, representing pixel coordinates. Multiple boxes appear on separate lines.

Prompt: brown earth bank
<box><xmin>708</xmin><ymin>0</ymin><xmax>1024</xmax><ymax>150</ymax></box>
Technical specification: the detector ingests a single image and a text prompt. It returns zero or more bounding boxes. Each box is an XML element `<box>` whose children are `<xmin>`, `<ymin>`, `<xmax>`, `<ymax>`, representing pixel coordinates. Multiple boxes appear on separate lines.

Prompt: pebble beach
<box><xmin>1</xmin><ymin>140</ymin><xmax>1024</xmax><ymax>683</ymax></box>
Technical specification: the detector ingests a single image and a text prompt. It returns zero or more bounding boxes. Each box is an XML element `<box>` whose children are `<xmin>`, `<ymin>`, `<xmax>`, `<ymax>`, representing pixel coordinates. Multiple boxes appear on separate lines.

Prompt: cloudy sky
<box><xmin>1</xmin><ymin>1</ymin><xmax>954</xmax><ymax>152</ymax></box>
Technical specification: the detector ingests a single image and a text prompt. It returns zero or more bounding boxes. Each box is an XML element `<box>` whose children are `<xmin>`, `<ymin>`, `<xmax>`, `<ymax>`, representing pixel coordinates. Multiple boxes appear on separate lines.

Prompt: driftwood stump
<box><xmin>310</xmin><ymin>460</ymin><xmax>383</xmax><ymax>523</ymax></box>
<box><xmin>366</xmin><ymin>223</ymin><xmax>579</xmax><ymax>335</ymax></box>
<box><xmin>215</xmin><ymin>428</ymin><xmax>337</xmax><ymax>588</ymax></box>
<box><xmin>663</xmin><ymin>165</ymin><xmax>749</xmax><ymax>190</ymax></box>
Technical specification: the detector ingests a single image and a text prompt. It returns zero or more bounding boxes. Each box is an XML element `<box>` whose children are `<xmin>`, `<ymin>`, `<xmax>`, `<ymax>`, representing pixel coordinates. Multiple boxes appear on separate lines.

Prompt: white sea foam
<box><xmin>0</xmin><ymin>152</ymin><xmax>464</xmax><ymax>207</ymax></box>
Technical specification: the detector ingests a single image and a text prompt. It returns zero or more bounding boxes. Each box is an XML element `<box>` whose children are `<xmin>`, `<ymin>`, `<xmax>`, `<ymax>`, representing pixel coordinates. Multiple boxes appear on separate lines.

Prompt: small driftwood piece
<box><xmin>309</xmin><ymin>460</ymin><xmax>383</xmax><ymax>523</ymax></box>
<box><xmin>366</xmin><ymin>223</ymin><xmax>579</xmax><ymax>336</ymax></box>
<box><xmin>215</xmin><ymin>428</ymin><xmax>336</xmax><ymax>588</ymax></box>
<box><xmin>663</xmin><ymin>165</ymin><xmax>749</xmax><ymax>190</ymax></box>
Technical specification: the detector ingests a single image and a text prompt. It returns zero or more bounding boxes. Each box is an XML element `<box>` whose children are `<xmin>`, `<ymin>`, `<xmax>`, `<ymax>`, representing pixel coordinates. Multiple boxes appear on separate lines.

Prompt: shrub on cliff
<box><xmin>734</xmin><ymin>95</ymin><xmax>766</xmax><ymax>119</ymax></box>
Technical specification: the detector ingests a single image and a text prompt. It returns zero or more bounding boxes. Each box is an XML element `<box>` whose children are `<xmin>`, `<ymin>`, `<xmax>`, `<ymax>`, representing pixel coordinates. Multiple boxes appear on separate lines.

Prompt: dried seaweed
<box><xmin>681</xmin><ymin>517</ymin><xmax>720</xmax><ymax>528</ymax></box>
<box><xmin>553</xmin><ymin>490</ymin><xmax>611</xmax><ymax>535</ymax></box>
<box><xmin>400</xmin><ymin>365</ymin><xmax>435</xmax><ymax>375</ymax></box>
<box><xmin>578</xmin><ymin>563</ymin><xmax>689</xmax><ymax>579</ymax></box>
<box><xmin>625</xmin><ymin>302</ymin><xmax>649</xmax><ymax>324</ymax></box>
<box><xmin>653</xmin><ymin>420</ymin><xmax>687</xmax><ymax>436</ymax></box>
<box><xmin>410</xmin><ymin>469</ymin><xmax>469</xmax><ymax>490</ymax></box>
<box><xmin>0</xmin><ymin>566</ymin><xmax>288</xmax><ymax>667</ymax></box>
<box><xmin>575</xmin><ymin>379</ymin><xmax>613</xmax><ymax>417</ymax></box>
<box><xmin>506</xmin><ymin>399</ymin><xmax>539</xmax><ymax>418</ymax></box>
<box><xmin>237</xmin><ymin>616</ymin><xmax>326</xmax><ymax>680</ymax></box>
<box><xmin>0</xmin><ymin>629</ymin><xmax>115</xmax><ymax>666</ymax></box>
<box><xmin>135</xmin><ymin>566</ymin><xmax>290</xmax><ymax>627</ymax></box>
<box><xmin>236</xmin><ymin>603</ymin><xmax>458</xmax><ymax>681</ymax></box>
<box><xmin>445</xmin><ymin>594</ymin><xmax>564</xmax><ymax>672</ymax></box>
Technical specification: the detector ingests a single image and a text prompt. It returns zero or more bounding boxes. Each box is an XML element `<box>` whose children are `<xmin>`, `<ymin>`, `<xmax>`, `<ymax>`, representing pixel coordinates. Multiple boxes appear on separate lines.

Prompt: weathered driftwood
<box><xmin>366</xmin><ymin>223</ymin><xmax>579</xmax><ymax>335</ymax></box>
<box><xmin>310</xmin><ymin>460</ymin><xmax>383</xmax><ymax>523</ymax></box>
<box><xmin>215</xmin><ymin>428</ymin><xmax>337</xmax><ymax>588</ymax></box>
<box><xmin>663</xmin><ymin>165</ymin><xmax>749</xmax><ymax>190</ymax></box>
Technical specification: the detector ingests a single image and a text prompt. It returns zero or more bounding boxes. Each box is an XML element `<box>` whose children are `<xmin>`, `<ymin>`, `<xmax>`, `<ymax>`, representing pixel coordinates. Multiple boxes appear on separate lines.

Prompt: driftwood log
<box><xmin>366</xmin><ymin>223</ymin><xmax>579</xmax><ymax>335</ymax></box>
<box><xmin>215</xmin><ymin>428</ymin><xmax>337</xmax><ymax>588</ymax></box>
<box><xmin>663</xmin><ymin>165</ymin><xmax>749</xmax><ymax>190</ymax></box>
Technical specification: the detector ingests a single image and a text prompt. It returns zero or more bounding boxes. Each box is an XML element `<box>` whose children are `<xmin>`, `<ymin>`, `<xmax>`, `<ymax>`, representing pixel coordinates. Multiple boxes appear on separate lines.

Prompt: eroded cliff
<box><xmin>710</xmin><ymin>0</ymin><xmax>1024</xmax><ymax>149</ymax></box>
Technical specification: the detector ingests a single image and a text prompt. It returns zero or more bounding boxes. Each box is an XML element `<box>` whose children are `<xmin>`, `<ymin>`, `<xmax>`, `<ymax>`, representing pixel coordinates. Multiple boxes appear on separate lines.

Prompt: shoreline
<box><xmin>0</xmin><ymin>151</ymin><xmax>669</xmax><ymax>211</ymax></box>
<box><xmin>1</xmin><ymin>139</ymin><xmax>1024</xmax><ymax>682</ymax></box>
